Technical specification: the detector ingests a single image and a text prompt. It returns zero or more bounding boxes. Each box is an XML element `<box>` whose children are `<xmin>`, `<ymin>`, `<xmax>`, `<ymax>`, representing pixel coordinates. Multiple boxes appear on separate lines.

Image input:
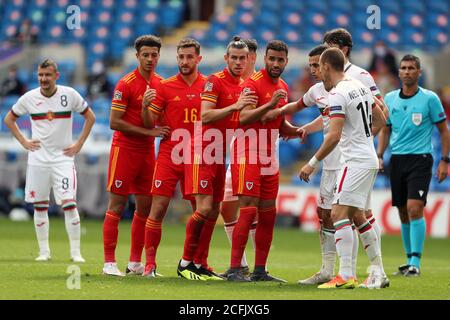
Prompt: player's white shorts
<box><xmin>318</xmin><ymin>169</ymin><xmax>340</xmax><ymax>210</ymax></box>
<box><xmin>25</xmin><ymin>163</ymin><xmax>77</xmax><ymax>205</ymax></box>
<box><xmin>223</xmin><ymin>165</ymin><xmax>238</xmax><ymax>202</ymax></box>
<box><xmin>332</xmin><ymin>166</ymin><xmax>377</xmax><ymax>211</ymax></box>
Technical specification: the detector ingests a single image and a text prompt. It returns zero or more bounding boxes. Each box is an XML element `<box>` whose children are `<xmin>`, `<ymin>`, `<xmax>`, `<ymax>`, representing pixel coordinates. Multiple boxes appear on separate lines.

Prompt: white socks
<box><xmin>358</xmin><ymin>222</ymin><xmax>385</xmax><ymax>275</ymax></box>
<box><xmin>321</xmin><ymin>227</ymin><xmax>336</xmax><ymax>276</ymax></box>
<box><xmin>352</xmin><ymin>226</ymin><xmax>359</xmax><ymax>278</ymax></box>
<box><xmin>62</xmin><ymin>201</ymin><xmax>82</xmax><ymax>258</ymax></box>
<box><xmin>34</xmin><ymin>203</ymin><xmax>50</xmax><ymax>256</ymax></box>
<box><xmin>334</xmin><ymin>219</ymin><xmax>354</xmax><ymax>280</ymax></box>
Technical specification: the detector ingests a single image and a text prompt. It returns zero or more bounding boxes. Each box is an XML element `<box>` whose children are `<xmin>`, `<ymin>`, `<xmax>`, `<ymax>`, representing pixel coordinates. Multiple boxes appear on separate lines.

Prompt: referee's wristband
<box><xmin>308</xmin><ymin>155</ymin><xmax>320</xmax><ymax>168</ymax></box>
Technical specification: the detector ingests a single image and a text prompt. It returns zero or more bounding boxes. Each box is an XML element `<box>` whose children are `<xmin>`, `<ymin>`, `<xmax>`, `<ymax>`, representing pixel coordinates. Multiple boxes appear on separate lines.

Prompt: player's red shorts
<box><xmin>151</xmin><ymin>148</ymin><xmax>192</xmax><ymax>200</ymax></box>
<box><xmin>184</xmin><ymin>152</ymin><xmax>226</xmax><ymax>203</ymax></box>
<box><xmin>231</xmin><ymin>161</ymin><xmax>279</xmax><ymax>200</ymax></box>
<box><xmin>107</xmin><ymin>144</ymin><xmax>155</xmax><ymax>196</ymax></box>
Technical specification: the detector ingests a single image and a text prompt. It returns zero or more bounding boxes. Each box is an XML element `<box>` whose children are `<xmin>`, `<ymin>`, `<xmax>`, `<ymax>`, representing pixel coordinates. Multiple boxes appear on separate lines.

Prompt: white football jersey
<box><xmin>11</xmin><ymin>85</ymin><xmax>88</xmax><ymax>166</ymax></box>
<box><xmin>328</xmin><ymin>77</ymin><xmax>378</xmax><ymax>169</ymax></box>
<box><xmin>302</xmin><ymin>82</ymin><xmax>344</xmax><ymax>170</ymax></box>
<box><xmin>344</xmin><ymin>61</ymin><xmax>381</xmax><ymax>97</ymax></box>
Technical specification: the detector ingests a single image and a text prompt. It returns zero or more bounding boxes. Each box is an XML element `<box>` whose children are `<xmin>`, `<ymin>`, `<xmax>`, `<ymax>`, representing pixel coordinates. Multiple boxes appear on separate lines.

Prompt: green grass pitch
<box><xmin>0</xmin><ymin>217</ymin><xmax>449</xmax><ymax>300</ymax></box>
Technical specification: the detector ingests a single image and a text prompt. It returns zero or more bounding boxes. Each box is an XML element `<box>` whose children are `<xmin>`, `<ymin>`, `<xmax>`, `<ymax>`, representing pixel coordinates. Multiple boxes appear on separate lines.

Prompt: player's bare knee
<box><xmin>322</xmin><ymin>209</ymin><xmax>334</xmax><ymax>229</ymax></box>
<box><xmin>407</xmin><ymin>204</ymin><xmax>424</xmax><ymax>220</ymax></box>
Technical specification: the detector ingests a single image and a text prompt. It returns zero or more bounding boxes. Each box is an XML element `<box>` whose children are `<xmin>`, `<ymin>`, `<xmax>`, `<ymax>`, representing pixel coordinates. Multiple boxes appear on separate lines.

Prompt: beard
<box><xmin>179</xmin><ymin>66</ymin><xmax>194</xmax><ymax>75</ymax></box>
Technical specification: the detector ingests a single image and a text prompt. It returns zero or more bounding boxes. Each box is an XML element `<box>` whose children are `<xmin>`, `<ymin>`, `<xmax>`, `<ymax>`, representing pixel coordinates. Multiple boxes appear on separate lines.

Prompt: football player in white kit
<box><xmin>4</xmin><ymin>59</ymin><xmax>96</xmax><ymax>262</ymax></box>
<box><xmin>261</xmin><ymin>44</ymin><xmax>340</xmax><ymax>284</ymax></box>
<box><xmin>322</xmin><ymin>28</ymin><xmax>390</xmax><ymax>285</ymax></box>
<box><xmin>299</xmin><ymin>48</ymin><xmax>389</xmax><ymax>289</ymax></box>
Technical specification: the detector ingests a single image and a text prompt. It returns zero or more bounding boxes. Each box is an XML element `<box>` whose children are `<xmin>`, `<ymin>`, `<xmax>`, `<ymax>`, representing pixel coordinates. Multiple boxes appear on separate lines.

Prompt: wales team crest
<box><xmin>246</xmin><ymin>182</ymin><xmax>254</xmax><ymax>190</ymax></box>
<box><xmin>200</xmin><ymin>180</ymin><xmax>208</xmax><ymax>188</ymax></box>
<box><xmin>412</xmin><ymin>113</ymin><xmax>422</xmax><ymax>126</ymax></box>
<box><xmin>154</xmin><ymin>180</ymin><xmax>162</xmax><ymax>188</ymax></box>
<box><xmin>115</xmin><ymin>180</ymin><xmax>122</xmax><ymax>188</ymax></box>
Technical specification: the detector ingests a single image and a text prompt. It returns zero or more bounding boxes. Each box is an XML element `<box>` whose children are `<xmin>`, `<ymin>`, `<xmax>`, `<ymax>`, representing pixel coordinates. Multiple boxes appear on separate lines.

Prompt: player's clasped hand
<box><xmin>142</xmin><ymin>85</ymin><xmax>157</xmax><ymax>108</ymax></box>
<box><xmin>270</xmin><ymin>89</ymin><xmax>287</xmax><ymax>107</ymax></box>
<box><xmin>150</xmin><ymin>126</ymin><xmax>171</xmax><ymax>139</ymax></box>
<box><xmin>236</xmin><ymin>91</ymin><xmax>258</xmax><ymax>110</ymax></box>
<box><xmin>299</xmin><ymin>164</ymin><xmax>314</xmax><ymax>182</ymax></box>
<box><xmin>22</xmin><ymin>139</ymin><xmax>41</xmax><ymax>152</ymax></box>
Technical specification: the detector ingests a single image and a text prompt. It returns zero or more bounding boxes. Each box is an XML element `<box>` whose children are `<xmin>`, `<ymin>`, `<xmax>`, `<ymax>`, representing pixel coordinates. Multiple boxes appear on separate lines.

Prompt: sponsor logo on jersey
<box><xmin>242</xmin><ymin>87</ymin><xmax>252</xmax><ymax>95</ymax></box>
<box><xmin>137</xmin><ymin>95</ymin><xmax>143</xmax><ymax>100</ymax></box>
<box><xmin>412</xmin><ymin>113</ymin><xmax>422</xmax><ymax>126</ymax></box>
<box><xmin>246</xmin><ymin>182</ymin><xmax>254</xmax><ymax>190</ymax></box>
<box><xmin>114</xmin><ymin>90</ymin><xmax>123</xmax><ymax>100</ymax></box>
<box><xmin>115</xmin><ymin>180</ymin><xmax>122</xmax><ymax>188</ymax></box>
<box><xmin>200</xmin><ymin>180</ymin><xmax>208</xmax><ymax>188</ymax></box>
<box><xmin>204</xmin><ymin>82</ymin><xmax>213</xmax><ymax>92</ymax></box>
<box><xmin>265</xmin><ymin>93</ymin><xmax>271</xmax><ymax>98</ymax></box>
<box><xmin>155</xmin><ymin>180</ymin><xmax>162</xmax><ymax>188</ymax></box>
<box><xmin>173</xmin><ymin>96</ymin><xmax>181</xmax><ymax>101</ymax></box>
<box><xmin>227</xmin><ymin>94</ymin><xmax>233</xmax><ymax>99</ymax></box>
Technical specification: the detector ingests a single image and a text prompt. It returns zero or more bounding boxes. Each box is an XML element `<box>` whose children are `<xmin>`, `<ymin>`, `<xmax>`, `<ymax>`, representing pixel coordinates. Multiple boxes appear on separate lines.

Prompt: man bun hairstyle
<box><xmin>226</xmin><ymin>35</ymin><xmax>248</xmax><ymax>54</ymax></box>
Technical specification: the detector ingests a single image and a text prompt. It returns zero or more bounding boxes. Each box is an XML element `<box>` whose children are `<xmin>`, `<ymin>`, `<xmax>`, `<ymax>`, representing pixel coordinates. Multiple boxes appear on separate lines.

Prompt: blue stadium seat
<box><xmin>381</xmin><ymin>11</ymin><xmax>401</xmax><ymax>29</ymax></box>
<box><xmin>403</xmin><ymin>1</ymin><xmax>426</xmax><ymax>14</ymax></box>
<box><xmin>353</xmin><ymin>28</ymin><xmax>376</xmax><ymax>49</ymax></box>
<box><xmin>330</xmin><ymin>0</ymin><xmax>352</xmax><ymax>13</ymax></box>
<box><xmin>402</xmin><ymin>11</ymin><xmax>425</xmax><ymax>29</ymax></box>
<box><xmin>280</xmin><ymin>28</ymin><xmax>302</xmax><ymax>47</ymax></box>
<box><xmin>329</xmin><ymin>11</ymin><xmax>350</xmax><ymax>28</ymax></box>
<box><xmin>425</xmin><ymin>28</ymin><xmax>448</xmax><ymax>51</ymax></box>
<box><xmin>160</xmin><ymin>0</ymin><xmax>185</xmax><ymax>30</ymax></box>
<box><xmin>281</xmin><ymin>11</ymin><xmax>302</xmax><ymax>28</ymax></box>
<box><xmin>380</xmin><ymin>1</ymin><xmax>401</xmax><ymax>14</ymax></box>
<box><xmin>427</xmin><ymin>0</ymin><xmax>448</xmax><ymax>13</ymax></box>
<box><xmin>427</xmin><ymin>12</ymin><xmax>449</xmax><ymax>29</ymax></box>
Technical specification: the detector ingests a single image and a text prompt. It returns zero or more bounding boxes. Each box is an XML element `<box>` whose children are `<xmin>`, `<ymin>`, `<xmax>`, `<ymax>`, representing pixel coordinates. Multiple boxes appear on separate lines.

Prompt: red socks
<box><xmin>182</xmin><ymin>211</ymin><xmax>206</xmax><ymax>261</ymax></box>
<box><xmin>194</xmin><ymin>218</ymin><xmax>217</xmax><ymax>266</ymax></box>
<box><xmin>144</xmin><ymin>218</ymin><xmax>162</xmax><ymax>268</ymax></box>
<box><xmin>129</xmin><ymin>212</ymin><xmax>147</xmax><ymax>262</ymax></box>
<box><xmin>230</xmin><ymin>207</ymin><xmax>257</xmax><ymax>268</ymax></box>
<box><xmin>255</xmin><ymin>207</ymin><xmax>276</xmax><ymax>268</ymax></box>
<box><xmin>103</xmin><ymin>211</ymin><xmax>121</xmax><ymax>263</ymax></box>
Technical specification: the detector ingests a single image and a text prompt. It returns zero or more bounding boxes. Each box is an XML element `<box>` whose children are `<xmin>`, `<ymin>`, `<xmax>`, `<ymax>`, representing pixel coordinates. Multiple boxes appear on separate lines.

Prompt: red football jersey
<box><xmin>149</xmin><ymin>73</ymin><xmax>207</xmax><ymax>153</ymax></box>
<box><xmin>239</xmin><ymin>69</ymin><xmax>289</xmax><ymax>153</ymax></box>
<box><xmin>111</xmin><ymin>68</ymin><xmax>163</xmax><ymax>150</ymax></box>
<box><xmin>201</xmin><ymin>68</ymin><xmax>242</xmax><ymax>135</ymax></box>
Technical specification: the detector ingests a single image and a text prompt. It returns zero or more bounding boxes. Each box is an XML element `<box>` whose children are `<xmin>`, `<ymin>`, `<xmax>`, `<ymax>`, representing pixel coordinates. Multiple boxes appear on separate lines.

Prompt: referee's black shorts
<box><xmin>389</xmin><ymin>153</ymin><xmax>433</xmax><ymax>207</ymax></box>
